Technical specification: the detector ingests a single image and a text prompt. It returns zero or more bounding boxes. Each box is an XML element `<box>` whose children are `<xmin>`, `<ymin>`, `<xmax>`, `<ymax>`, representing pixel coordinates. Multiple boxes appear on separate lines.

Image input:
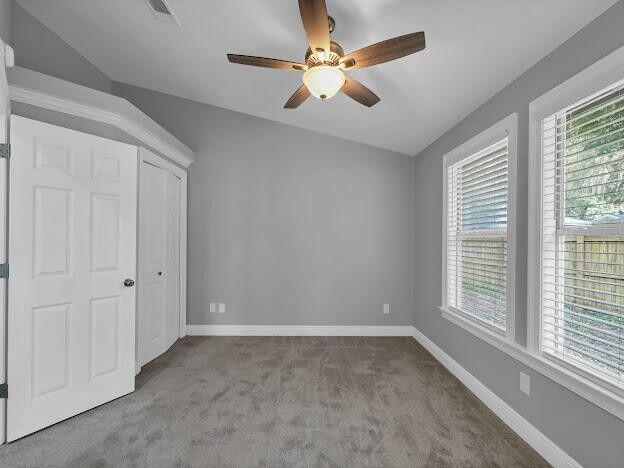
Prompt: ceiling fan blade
<box><xmin>341</xmin><ymin>77</ymin><xmax>380</xmax><ymax>107</ymax></box>
<box><xmin>227</xmin><ymin>54</ymin><xmax>307</xmax><ymax>71</ymax></box>
<box><xmin>298</xmin><ymin>0</ymin><xmax>330</xmax><ymax>55</ymax></box>
<box><xmin>284</xmin><ymin>84</ymin><xmax>311</xmax><ymax>109</ymax></box>
<box><xmin>340</xmin><ymin>32</ymin><xmax>426</xmax><ymax>70</ymax></box>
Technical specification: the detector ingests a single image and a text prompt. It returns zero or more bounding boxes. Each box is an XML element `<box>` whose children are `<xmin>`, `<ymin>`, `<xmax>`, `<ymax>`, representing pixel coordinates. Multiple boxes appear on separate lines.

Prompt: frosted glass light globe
<box><xmin>303</xmin><ymin>65</ymin><xmax>345</xmax><ymax>100</ymax></box>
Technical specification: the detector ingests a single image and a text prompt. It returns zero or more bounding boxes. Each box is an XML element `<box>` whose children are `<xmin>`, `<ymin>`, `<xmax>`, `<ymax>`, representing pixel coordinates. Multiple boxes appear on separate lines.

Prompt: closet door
<box><xmin>7</xmin><ymin>116</ymin><xmax>137</xmax><ymax>441</ymax></box>
<box><xmin>139</xmin><ymin>154</ymin><xmax>180</xmax><ymax>366</ymax></box>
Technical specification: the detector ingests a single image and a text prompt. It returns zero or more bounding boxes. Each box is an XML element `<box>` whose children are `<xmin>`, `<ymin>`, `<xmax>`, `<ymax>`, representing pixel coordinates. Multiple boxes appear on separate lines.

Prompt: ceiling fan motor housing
<box><xmin>305</xmin><ymin>40</ymin><xmax>344</xmax><ymax>68</ymax></box>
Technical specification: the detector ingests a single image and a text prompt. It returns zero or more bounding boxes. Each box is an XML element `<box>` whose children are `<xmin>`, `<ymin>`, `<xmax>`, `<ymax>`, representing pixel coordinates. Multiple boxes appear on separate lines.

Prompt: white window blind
<box><xmin>539</xmin><ymin>80</ymin><xmax>624</xmax><ymax>390</ymax></box>
<box><xmin>447</xmin><ymin>138</ymin><xmax>509</xmax><ymax>332</ymax></box>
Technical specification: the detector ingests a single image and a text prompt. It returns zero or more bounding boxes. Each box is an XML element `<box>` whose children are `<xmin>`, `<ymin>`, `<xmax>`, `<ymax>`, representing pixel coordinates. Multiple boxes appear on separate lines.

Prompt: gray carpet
<box><xmin>0</xmin><ymin>336</ymin><xmax>548</xmax><ymax>467</ymax></box>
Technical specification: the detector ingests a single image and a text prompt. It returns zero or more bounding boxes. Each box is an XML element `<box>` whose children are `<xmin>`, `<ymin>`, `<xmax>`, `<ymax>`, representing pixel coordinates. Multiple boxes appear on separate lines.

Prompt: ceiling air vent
<box><xmin>144</xmin><ymin>0</ymin><xmax>180</xmax><ymax>25</ymax></box>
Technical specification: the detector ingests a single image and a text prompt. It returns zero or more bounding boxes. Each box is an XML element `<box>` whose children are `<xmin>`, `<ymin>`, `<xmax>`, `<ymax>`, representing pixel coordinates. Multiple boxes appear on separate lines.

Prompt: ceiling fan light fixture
<box><xmin>227</xmin><ymin>0</ymin><xmax>426</xmax><ymax>108</ymax></box>
<box><xmin>303</xmin><ymin>65</ymin><xmax>345</xmax><ymax>100</ymax></box>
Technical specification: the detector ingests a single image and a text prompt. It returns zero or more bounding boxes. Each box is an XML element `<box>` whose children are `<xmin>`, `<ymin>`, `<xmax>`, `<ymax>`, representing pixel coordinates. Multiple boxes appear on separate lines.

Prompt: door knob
<box><xmin>124</xmin><ymin>278</ymin><xmax>135</xmax><ymax>287</ymax></box>
<box><xmin>158</xmin><ymin>271</ymin><xmax>163</xmax><ymax>276</ymax></box>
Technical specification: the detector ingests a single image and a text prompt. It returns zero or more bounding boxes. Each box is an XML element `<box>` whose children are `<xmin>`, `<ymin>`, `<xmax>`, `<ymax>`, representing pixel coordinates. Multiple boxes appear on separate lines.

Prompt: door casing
<box><xmin>0</xmin><ymin>38</ymin><xmax>14</xmax><ymax>444</ymax></box>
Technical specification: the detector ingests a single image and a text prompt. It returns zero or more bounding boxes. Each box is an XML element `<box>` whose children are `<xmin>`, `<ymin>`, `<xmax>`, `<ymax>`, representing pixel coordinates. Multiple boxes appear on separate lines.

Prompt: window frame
<box><xmin>528</xmin><ymin>44</ymin><xmax>624</xmax><ymax>418</ymax></box>
<box><xmin>441</xmin><ymin>113</ymin><xmax>518</xmax><ymax>344</ymax></box>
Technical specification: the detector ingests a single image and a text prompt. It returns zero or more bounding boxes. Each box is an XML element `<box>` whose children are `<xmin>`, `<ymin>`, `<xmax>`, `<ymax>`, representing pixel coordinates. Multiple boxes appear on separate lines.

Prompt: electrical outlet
<box><xmin>209</xmin><ymin>303</ymin><xmax>216</xmax><ymax>313</ymax></box>
<box><xmin>520</xmin><ymin>372</ymin><xmax>530</xmax><ymax>396</ymax></box>
<box><xmin>218</xmin><ymin>303</ymin><xmax>226</xmax><ymax>314</ymax></box>
<box><xmin>383</xmin><ymin>304</ymin><xmax>391</xmax><ymax>315</ymax></box>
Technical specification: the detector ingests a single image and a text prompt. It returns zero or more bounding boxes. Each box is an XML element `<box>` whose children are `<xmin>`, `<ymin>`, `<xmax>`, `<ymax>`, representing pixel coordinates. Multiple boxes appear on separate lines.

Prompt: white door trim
<box><xmin>137</xmin><ymin>148</ymin><xmax>187</xmax><ymax>373</ymax></box>
<box><xmin>0</xmin><ymin>38</ymin><xmax>14</xmax><ymax>445</ymax></box>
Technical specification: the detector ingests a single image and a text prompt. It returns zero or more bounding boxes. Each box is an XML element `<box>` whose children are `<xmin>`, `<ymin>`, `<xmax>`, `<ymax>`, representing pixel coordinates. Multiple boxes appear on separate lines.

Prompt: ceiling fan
<box><xmin>227</xmin><ymin>0</ymin><xmax>426</xmax><ymax>109</ymax></box>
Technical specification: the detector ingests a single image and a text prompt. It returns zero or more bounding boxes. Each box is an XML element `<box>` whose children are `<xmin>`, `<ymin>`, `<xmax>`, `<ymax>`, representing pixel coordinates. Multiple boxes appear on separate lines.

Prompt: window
<box><xmin>443</xmin><ymin>114</ymin><xmax>517</xmax><ymax>339</ymax></box>
<box><xmin>537</xmin><ymin>80</ymin><xmax>624</xmax><ymax>392</ymax></box>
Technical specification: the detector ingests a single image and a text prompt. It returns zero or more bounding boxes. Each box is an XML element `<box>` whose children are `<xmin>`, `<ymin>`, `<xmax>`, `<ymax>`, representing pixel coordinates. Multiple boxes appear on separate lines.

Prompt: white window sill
<box><xmin>439</xmin><ymin>306</ymin><xmax>624</xmax><ymax>422</ymax></box>
<box><xmin>440</xmin><ymin>306</ymin><xmax>508</xmax><ymax>340</ymax></box>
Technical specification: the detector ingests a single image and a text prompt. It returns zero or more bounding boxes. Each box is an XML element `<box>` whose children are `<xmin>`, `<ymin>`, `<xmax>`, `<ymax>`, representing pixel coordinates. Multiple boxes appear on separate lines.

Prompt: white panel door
<box><xmin>7</xmin><ymin>116</ymin><xmax>137</xmax><ymax>441</ymax></box>
<box><xmin>139</xmin><ymin>159</ymin><xmax>180</xmax><ymax>366</ymax></box>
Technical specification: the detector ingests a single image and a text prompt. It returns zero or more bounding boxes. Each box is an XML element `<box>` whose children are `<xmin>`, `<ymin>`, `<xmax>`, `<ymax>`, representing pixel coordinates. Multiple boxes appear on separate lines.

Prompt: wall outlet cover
<box><xmin>218</xmin><ymin>303</ymin><xmax>225</xmax><ymax>314</ymax></box>
<box><xmin>209</xmin><ymin>303</ymin><xmax>216</xmax><ymax>313</ymax></box>
<box><xmin>383</xmin><ymin>304</ymin><xmax>391</xmax><ymax>315</ymax></box>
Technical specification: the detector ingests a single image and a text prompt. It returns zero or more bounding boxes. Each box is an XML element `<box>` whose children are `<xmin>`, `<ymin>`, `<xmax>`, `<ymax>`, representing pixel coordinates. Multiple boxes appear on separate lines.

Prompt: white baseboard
<box><xmin>412</xmin><ymin>327</ymin><xmax>581</xmax><ymax>468</ymax></box>
<box><xmin>185</xmin><ymin>325</ymin><xmax>415</xmax><ymax>336</ymax></box>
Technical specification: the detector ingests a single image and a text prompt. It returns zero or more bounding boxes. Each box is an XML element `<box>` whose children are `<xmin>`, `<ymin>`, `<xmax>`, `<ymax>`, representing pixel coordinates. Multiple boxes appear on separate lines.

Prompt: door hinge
<box><xmin>0</xmin><ymin>143</ymin><xmax>9</xmax><ymax>160</ymax></box>
<box><xmin>0</xmin><ymin>263</ymin><xmax>8</xmax><ymax>278</ymax></box>
<box><xmin>0</xmin><ymin>383</ymin><xmax>6</xmax><ymax>399</ymax></box>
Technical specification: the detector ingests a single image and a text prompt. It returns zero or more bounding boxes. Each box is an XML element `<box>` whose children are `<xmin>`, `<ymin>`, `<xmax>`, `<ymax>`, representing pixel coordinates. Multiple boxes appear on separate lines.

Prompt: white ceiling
<box><xmin>17</xmin><ymin>0</ymin><xmax>617</xmax><ymax>155</ymax></box>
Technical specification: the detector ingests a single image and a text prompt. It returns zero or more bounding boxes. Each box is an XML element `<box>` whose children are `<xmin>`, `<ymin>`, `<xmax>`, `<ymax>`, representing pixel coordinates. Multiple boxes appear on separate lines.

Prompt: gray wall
<box><xmin>412</xmin><ymin>2</ymin><xmax>624</xmax><ymax>467</ymax></box>
<box><xmin>113</xmin><ymin>82</ymin><xmax>415</xmax><ymax>327</ymax></box>
<box><xmin>12</xmin><ymin>2</ymin><xmax>111</xmax><ymax>93</ymax></box>
<box><xmin>0</xmin><ymin>0</ymin><xmax>13</xmax><ymax>46</ymax></box>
